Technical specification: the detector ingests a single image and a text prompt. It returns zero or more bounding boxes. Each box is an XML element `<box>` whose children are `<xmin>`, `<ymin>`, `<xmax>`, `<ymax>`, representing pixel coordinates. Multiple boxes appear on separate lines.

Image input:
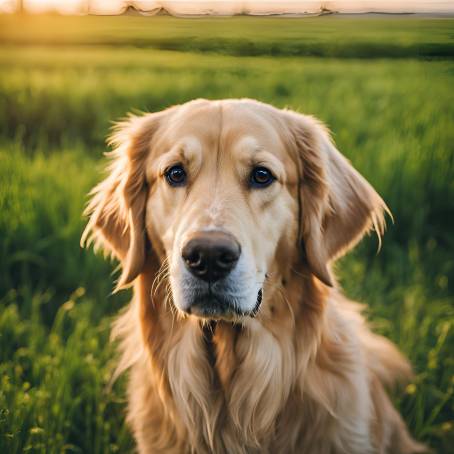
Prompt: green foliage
<box><xmin>0</xmin><ymin>288</ymin><xmax>133</xmax><ymax>453</ymax></box>
<box><xmin>1</xmin><ymin>14</ymin><xmax>453</xmax><ymax>58</ymax></box>
<box><xmin>0</xmin><ymin>14</ymin><xmax>453</xmax><ymax>453</ymax></box>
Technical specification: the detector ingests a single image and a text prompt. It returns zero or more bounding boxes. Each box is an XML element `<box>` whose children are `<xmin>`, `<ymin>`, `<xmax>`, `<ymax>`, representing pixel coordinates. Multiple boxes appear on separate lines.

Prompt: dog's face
<box><xmin>83</xmin><ymin>99</ymin><xmax>386</xmax><ymax>321</ymax></box>
<box><xmin>145</xmin><ymin>101</ymin><xmax>299</xmax><ymax>319</ymax></box>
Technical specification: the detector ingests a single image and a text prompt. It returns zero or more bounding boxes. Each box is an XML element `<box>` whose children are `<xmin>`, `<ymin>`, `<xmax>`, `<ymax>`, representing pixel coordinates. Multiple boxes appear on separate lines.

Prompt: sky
<box><xmin>1</xmin><ymin>1</ymin><xmax>453</xmax><ymax>15</ymax></box>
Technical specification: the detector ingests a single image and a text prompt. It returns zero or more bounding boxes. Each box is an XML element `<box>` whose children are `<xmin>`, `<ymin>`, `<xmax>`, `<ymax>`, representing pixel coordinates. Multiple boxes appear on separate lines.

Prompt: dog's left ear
<box><xmin>284</xmin><ymin>110</ymin><xmax>389</xmax><ymax>287</ymax></box>
<box><xmin>81</xmin><ymin>113</ymin><xmax>161</xmax><ymax>291</ymax></box>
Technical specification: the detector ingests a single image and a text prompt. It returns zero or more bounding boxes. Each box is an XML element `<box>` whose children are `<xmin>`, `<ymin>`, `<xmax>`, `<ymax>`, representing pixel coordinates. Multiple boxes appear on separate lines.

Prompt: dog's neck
<box><xmin>201</xmin><ymin>320</ymin><xmax>217</xmax><ymax>368</ymax></box>
<box><xmin>132</xmin><ymin>258</ymin><xmax>331</xmax><ymax>451</ymax></box>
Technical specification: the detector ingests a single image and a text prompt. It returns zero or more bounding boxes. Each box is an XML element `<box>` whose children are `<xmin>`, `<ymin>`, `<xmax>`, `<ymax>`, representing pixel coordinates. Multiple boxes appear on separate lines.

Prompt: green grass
<box><xmin>1</xmin><ymin>14</ymin><xmax>453</xmax><ymax>58</ymax></box>
<box><xmin>0</xmin><ymin>14</ymin><xmax>453</xmax><ymax>453</ymax></box>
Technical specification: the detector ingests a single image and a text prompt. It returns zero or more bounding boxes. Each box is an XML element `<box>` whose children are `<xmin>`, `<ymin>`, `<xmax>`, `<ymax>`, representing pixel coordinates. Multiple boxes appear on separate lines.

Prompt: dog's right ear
<box><xmin>283</xmin><ymin>110</ymin><xmax>389</xmax><ymax>287</ymax></box>
<box><xmin>81</xmin><ymin>112</ymin><xmax>161</xmax><ymax>291</ymax></box>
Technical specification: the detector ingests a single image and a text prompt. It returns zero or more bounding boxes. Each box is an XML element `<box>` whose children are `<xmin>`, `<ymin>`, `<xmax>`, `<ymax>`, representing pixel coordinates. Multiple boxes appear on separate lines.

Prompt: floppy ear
<box><xmin>285</xmin><ymin>111</ymin><xmax>389</xmax><ymax>287</ymax></box>
<box><xmin>81</xmin><ymin>113</ymin><xmax>160</xmax><ymax>291</ymax></box>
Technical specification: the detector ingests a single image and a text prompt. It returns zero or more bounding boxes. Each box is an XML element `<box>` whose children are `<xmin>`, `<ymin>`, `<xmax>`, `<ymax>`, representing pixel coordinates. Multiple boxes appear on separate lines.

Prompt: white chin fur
<box><xmin>170</xmin><ymin>253</ymin><xmax>263</xmax><ymax>315</ymax></box>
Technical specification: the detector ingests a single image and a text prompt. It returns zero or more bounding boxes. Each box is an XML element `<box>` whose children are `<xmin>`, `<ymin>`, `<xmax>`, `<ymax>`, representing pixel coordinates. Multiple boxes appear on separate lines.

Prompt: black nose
<box><xmin>181</xmin><ymin>231</ymin><xmax>241</xmax><ymax>282</ymax></box>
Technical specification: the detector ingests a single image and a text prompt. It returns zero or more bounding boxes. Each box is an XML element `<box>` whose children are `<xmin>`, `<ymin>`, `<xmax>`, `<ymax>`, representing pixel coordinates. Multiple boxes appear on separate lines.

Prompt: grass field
<box><xmin>0</xmin><ymin>13</ymin><xmax>453</xmax><ymax>453</ymax></box>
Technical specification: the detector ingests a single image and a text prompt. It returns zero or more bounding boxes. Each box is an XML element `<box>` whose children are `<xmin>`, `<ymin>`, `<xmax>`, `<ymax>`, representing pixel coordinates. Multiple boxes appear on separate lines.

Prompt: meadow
<box><xmin>0</xmin><ymin>13</ymin><xmax>453</xmax><ymax>453</ymax></box>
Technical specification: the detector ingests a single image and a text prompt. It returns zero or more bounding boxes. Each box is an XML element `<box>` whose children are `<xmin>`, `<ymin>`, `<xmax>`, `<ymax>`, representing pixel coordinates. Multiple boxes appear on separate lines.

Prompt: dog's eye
<box><xmin>165</xmin><ymin>165</ymin><xmax>187</xmax><ymax>187</ymax></box>
<box><xmin>250</xmin><ymin>167</ymin><xmax>275</xmax><ymax>188</ymax></box>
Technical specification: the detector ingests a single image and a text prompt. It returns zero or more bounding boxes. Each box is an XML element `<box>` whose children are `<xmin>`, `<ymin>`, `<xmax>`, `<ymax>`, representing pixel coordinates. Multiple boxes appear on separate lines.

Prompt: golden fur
<box><xmin>82</xmin><ymin>99</ymin><xmax>426</xmax><ymax>453</ymax></box>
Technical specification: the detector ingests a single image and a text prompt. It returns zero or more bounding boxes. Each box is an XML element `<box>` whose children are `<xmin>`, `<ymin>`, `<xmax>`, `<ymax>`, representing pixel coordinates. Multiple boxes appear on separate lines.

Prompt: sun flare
<box><xmin>2</xmin><ymin>1</ymin><xmax>453</xmax><ymax>15</ymax></box>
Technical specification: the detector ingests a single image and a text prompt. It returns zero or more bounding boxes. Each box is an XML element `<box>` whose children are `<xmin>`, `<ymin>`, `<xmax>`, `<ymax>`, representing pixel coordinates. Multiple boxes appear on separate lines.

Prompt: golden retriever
<box><xmin>82</xmin><ymin>99</ymin><xmax>426</xmax><ymax>453</ymax></box>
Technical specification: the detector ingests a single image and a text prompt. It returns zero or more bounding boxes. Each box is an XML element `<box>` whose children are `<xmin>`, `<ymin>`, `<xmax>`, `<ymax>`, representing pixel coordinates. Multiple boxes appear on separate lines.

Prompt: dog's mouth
<box><xmin>186</xmin><ymin>288</ymin><xmax>263</xmax><ymax>321</ymax></box>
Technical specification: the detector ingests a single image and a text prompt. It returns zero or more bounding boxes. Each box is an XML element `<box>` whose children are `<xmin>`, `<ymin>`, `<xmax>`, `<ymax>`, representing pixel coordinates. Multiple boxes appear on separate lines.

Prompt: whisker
<box><xmin>290</xmin><ymin>266</ymin><xmax>311</xmax><ymax>280</ymax></box>
<box><xmin>151</xmin><ymin>258</ymin><xmax>170</xmax><ymax>300</ymax></box>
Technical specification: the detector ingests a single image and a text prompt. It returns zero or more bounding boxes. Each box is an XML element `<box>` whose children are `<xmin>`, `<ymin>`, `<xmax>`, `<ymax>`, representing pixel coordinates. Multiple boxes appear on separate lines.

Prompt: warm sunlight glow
<box><xmin>24</xmin><ymin>0</ymin><xmax>124</xmax><ymax>14</ymax></box>
<box><xmin>1</xmin><ymin>1</ymin><xmax>453</xmax><ymax>15</ymax></box>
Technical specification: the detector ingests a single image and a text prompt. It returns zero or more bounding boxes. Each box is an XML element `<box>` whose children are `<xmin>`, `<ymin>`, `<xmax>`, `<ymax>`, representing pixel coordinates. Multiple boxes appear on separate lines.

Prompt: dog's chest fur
<box><xmin>126</xmin><ymin>294</ymin><xmax>377</xmax><ymax>454</ymax></box>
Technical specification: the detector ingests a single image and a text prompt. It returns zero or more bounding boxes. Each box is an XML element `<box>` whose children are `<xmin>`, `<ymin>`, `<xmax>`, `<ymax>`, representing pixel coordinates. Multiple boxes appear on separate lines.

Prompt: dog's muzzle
<box><xmin>180</xmin><ymin>231</ymin><xmax>262</xmax><ymax>319</ymax></box>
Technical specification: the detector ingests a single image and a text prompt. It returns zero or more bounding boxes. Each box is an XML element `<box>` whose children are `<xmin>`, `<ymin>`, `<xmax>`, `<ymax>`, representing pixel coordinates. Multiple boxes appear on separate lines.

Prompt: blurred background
<box><xmin>0</xmin><ymin>1</ymin><xmax>453</xmax><ymax>453</ymax></box>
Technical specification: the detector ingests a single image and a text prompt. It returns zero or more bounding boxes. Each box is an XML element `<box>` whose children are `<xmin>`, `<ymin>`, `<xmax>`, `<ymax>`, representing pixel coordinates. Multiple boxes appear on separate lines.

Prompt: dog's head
<box><xmin>82</xmin><ymin>99</ymin><xmax>387</xmax><ymax>321</ymax></box>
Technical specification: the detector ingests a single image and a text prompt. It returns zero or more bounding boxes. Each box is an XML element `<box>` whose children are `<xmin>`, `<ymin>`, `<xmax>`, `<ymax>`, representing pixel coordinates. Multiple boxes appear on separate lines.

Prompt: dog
<box><xmin>82</xmin><ymin>99</ymin><xmax>426</xmax><ymax>453</ymax></box>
